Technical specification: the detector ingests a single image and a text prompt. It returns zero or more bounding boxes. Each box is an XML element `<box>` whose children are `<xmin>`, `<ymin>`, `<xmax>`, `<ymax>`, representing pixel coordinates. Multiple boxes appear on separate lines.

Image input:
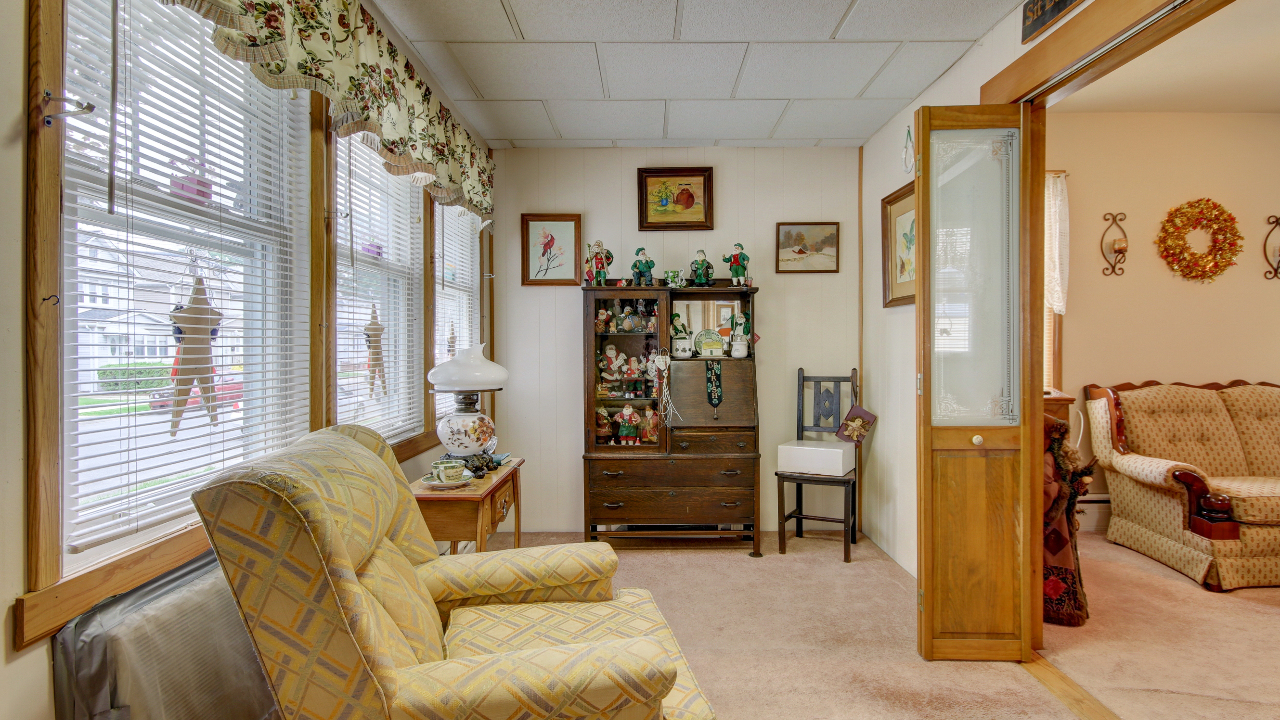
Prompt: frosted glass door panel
<box><xmin>929</xmin><ymin>128</ymin><xmax>1020</xmax><ymax>426</ymax></box>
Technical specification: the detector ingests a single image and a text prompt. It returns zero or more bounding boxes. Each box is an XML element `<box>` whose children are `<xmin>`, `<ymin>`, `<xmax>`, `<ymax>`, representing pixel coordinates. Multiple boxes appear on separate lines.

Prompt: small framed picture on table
<box><xmin>521</xmin><ymin>213</ymin><xmax>582</xmax><ymax>286</ymax></box>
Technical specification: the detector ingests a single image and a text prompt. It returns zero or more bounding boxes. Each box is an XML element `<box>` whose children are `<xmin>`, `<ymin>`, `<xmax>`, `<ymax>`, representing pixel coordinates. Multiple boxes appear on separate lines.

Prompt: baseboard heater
<box><xmin>54</xmin><ymin>551</ymin><xmax>278</xmax><ymax>720</ymax></box>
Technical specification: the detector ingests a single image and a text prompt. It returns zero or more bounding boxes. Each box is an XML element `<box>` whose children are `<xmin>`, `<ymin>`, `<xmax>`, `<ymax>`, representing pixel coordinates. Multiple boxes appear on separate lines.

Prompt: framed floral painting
<box><xmin>638</xmin><ymin>167</ymin><xmax>713</xmax><ymax>231</ymax></box>
<box><xmin>881</xmin><ymin>182</ymin><xmax>916</xmax><ymax>307</ymax></box>
<box><xmin>521</xmin><ymin>213</ymin><xmax>582</xmax><ymax>286</ymax></box>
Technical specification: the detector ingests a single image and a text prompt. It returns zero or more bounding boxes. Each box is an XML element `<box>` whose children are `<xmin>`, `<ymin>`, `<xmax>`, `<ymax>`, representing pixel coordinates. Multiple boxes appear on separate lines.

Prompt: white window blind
<box><xmin>61</xmin><ymin>0</ymin><xmax>311</xmax><ymax>570</ymax></box>
<box><xmin>433</xmin><ymin>204</ymin><xmax>483</xmax><ymax>418</ymax></box>
<box><xmin>334</xmin><ymin>135</ymin><xmax>427</xmax><ymax>443</ymax></box>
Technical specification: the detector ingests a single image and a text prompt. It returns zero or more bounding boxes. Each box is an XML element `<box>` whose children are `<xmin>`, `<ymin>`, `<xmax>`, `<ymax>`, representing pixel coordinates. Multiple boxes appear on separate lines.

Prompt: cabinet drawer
<box><xmin>670</xmin><ymin>429</ymin><xmax>755</xmax><ymax>454</ymax></box>
<box><xmin>590</xmin><ymin>487</ymin><xmax>753</xmax><ymax>521</ymax></box>
<box><xmin>588</xmin><ymin>458</ymin><xmax>755</xmax><ymax>487</ymax></box>
<box><xmin>491</xmin><ymin>480</ymin><xmax>515</xmax><ymax>527</ymax></box>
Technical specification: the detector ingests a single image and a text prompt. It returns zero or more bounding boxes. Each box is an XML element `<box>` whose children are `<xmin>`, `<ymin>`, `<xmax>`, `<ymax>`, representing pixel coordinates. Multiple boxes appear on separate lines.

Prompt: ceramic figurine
<box><xmin>646</xmin><ymin>314</ymin><xmax>657</xmax><ymax>333</ymax></box>
<box><xmin>594</xmin><ymin>308</ymin><xmax>611</xmax><ymax>334</ymax></box>
<box><xmin>631</xmin><ymin>247</ymin><xmax>655</xmax><ymax>286</ymax></box>
<box><xmin>663</xmin><ymin>269</ymin><xmax>686</xmax><ymax>288</ymax></box>
<box><xmin>689</xmin><ymin>249</ymin><xmax>714</xmax><ymax>287</ymax></box>
<box><xmin>731</xmin><ymin>311</ymin><xmax>751</xmax><ymax>340</ymax></box>
<box><xmin>670</xmin><ymin>313</ymin><xmax>690</xmax><ymax>340</ymax></box>
<box><xmin>613</xmin><ymin>404</ymin><xmax>641</xmax><ymax>445</ymax></box>
<box><xmin>600</xmin><ymin>344</ymin><xmax>626</xmax><ymax>391</ymax></box>
<box><xmin>644</xmin><ymin>351</ymin><xmax>659</xmax><ymax>397</ymax></box>
<box><xmin>722</xmin><ymin>243</ymin><xmax>750</xmax><ymax>287</ymax></box>
<box><xmin>584</xmin><ymin>240</ymin><xmax>614</xmax><ymax>286</ymax></box>
<box><xmin>640</xmin><ymin>405</ymin><xmax>661</xmax><ymax>444</ymax></box>
<box><xmin>612</xmin><ymin>298</ymin><xmax>624</xmax><ymax>320</ymax></box>
<box><xmin>620</xmin><ymin>306</ymin><xmax>638</xmax><ymax>332</ymax></box>
<box><xmin>623</xmin><ymin>356</ymin><xmax>644</xmax><ymax>396</ymax></box>
<box><xmin>595</xmin><ymin>406</ymin><xmax>614</xmax><ymax>444</ymax></box>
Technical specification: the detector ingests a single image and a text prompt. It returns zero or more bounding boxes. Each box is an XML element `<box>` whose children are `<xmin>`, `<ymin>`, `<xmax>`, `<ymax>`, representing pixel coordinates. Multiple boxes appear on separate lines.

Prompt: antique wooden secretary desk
<box><xmin>582</xmin><ymin>280</ymin><xmax>762</xmax><ymax>556</ymax></box>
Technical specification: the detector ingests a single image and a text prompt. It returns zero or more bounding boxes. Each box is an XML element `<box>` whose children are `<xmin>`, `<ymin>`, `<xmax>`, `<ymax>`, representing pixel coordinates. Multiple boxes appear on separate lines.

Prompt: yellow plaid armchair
<box><xmin>192</xmin><ymin>425</ymin><xmax>714</xmax><ymax>720</ymax></box>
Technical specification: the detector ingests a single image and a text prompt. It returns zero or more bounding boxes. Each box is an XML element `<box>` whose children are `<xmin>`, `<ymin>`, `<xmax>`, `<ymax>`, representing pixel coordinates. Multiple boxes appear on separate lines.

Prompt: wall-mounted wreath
<box><xmin>1155</xmin><ymin>198</ymin><xmax>1243</xmax><ymax>283</ymax></box>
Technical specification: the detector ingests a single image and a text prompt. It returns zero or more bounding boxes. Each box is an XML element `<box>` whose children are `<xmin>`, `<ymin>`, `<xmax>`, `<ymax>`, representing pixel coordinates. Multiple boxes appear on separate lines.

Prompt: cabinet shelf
<box><xmin>596</xmin><ymin>332</ymin><xmax>656</xmax><ymax>336</ymax></box>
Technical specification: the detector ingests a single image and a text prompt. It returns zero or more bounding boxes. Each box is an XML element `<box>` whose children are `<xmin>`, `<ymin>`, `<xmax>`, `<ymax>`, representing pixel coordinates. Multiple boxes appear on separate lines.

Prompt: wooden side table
<box><xmin>412</xmin><ymin>457</ymin><xmax>523</xmax><ymax>553</ymax></box>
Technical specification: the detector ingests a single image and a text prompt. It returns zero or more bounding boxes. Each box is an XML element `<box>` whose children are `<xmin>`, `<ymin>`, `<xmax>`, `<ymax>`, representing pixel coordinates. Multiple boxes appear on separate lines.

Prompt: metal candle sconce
<box><xmin>1264</xmin><ymin>215</ymin><xmax>1280</xmax><ymax>281</ymax></box>
<box><xmin>1100</xmin><ymin>212</ymin><xmax>1128</xmax><ymax>276</ymax></box>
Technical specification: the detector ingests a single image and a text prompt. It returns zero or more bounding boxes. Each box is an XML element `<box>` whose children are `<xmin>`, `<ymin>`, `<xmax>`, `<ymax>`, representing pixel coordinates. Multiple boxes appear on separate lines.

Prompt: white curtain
<box><xmin>1045</xmin><ymin>173</ymin><xmax>1070</xmax><ymax>315</ymax></box>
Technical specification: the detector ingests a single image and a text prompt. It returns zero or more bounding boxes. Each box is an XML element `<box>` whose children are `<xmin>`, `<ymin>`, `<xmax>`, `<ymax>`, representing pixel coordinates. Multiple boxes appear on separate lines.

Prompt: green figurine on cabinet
<box><xmin>722</xmin><ymin>243</ymin><xmax>749</xmax><ymax>286</ymax></box>
<box><xmin>631</xmin><ymin>247</ymin><xmax>655</xmax><ymax>286</ymax></box>
<box><xmin>689</xmin><ymin>249</ymin><xmax>714</xmax><ymax>287</ymax></box>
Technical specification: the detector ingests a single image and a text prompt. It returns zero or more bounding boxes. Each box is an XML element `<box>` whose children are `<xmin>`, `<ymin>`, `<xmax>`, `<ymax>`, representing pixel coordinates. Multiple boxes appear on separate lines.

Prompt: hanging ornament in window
<box><xmin>364</xmin><ymin>304</ymin><xmax>387</xmax><ymax>397</ymax></box>
<box><xmin>902</xmin><ymin>126</ymin><xmax>916</xmax><ymax>175</ymax></box>
<box><xmin>169</xmin><ymin>275</ymin><xmax>223</xmax><ymax>436</ymax></box>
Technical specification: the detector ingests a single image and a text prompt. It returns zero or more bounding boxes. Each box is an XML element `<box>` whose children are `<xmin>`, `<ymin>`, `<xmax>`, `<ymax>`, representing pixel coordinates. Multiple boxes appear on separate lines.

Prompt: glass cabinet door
<box><xmin>589</xmin><ymin>291</ymin><xmax>666</xmax><ymax>451</ymax></box>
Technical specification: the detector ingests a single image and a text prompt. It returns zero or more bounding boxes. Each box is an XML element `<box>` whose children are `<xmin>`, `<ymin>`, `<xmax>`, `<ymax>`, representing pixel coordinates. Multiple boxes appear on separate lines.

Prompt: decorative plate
<box><xmin>693</xmin><ymin>328</ymin><xmax>725</xmax><ymax>356</ymax></box>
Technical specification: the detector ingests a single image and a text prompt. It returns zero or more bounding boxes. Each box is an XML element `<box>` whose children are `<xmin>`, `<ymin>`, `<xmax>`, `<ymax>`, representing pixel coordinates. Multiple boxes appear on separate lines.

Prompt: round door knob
<box><xmin>972</xmin><ymin>435</ymin><xmax>984</xmax><ymax>446</ymax></box>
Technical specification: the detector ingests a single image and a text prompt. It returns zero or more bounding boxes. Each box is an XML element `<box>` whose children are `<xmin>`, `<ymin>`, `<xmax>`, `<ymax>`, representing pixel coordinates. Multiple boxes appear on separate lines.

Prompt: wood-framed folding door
<box><xmin>915</xmin><ymin>103</ymin><xmax>1042</xmax><ymax>662</ymax></box>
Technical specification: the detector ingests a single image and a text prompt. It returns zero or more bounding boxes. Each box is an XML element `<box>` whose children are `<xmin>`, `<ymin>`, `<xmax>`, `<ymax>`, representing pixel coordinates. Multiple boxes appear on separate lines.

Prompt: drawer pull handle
<box><xmin>678</xmin><ymin>442</ymin><xmax>690</xmax><ymax>450</ymax></box>
<box><xmin>602</xmin><ymin>470</ymin><xmax>625</xmax><ymax>476</ymax></box>
<box><xmin>721</xmin><ymin>501</ymin><xmax>741</xmax><ymax>508</ymax></box>
<box><xmin>669</xmin><ymin>491</ymin><xmax>676</xmax><ymax>497</ymax></box>
<box><xmin>720</xmin><ymin>469</ymin><xmax>741</xmax><ymax>476</ymax></box>
<box><xmin>737</xmin><ymin>441</ymin><xmax>746</xmax><ymax>448</ymax></box>
<box><xmin>603</xmin><ymin>502</ymin><xmax>624</xmax><ymax>509</ymax></box>
<box><xmin>709</xmin><ymin>436</ymin><xmax>718</xmax><ymax>442</ymax></box>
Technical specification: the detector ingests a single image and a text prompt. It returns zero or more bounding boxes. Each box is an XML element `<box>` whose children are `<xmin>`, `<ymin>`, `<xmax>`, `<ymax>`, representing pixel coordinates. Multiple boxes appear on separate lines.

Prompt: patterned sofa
<box><xmin>192</xmin><ymin>425</ymin><xmax>714</xmax><ymax>720</ymax></box>
<box><xmin>1085</xmin><ymin>381</ymin><xmax>1280</xmax><ymax>591</ymax></box>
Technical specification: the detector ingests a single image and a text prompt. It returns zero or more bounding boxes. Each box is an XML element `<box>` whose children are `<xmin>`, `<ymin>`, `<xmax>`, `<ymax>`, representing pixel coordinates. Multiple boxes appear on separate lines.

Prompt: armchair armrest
<box><xmin>1112</xmin><ymin>453</ymin><xmax>1237</xmax><ymax>540</ymax></box>
<box><xmin>393</xmin><ymin>637</ymin><xmax>676</xmax><ymax>720</ymax></box>
<box><xmin>419</xmin><ymin>542</ymin><xmax>617</xmax><ymax>618</ymax></box>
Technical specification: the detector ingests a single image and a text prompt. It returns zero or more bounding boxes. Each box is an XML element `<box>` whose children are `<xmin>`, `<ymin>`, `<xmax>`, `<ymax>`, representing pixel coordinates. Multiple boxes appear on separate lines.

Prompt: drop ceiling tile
<box><xmin>510</xmin><ymin>0</ymin><xmax>678</xmax><ymax>41</ymax></box>
<box><xmin>861</xmin><ymin>42</ymin><xmax>970</xmax><ymax>99</ymax></box>
<box><xmin>616</xmin><ymin>139</ymin><xmax>716</xmax><ymax>147</ymax></box>
<box><xmin>838</xmin><ymin>0</ymin><xmax>1020</xmax><ymax>41</ymax></box>
<box><xmin>375</xmin><ymin>0</ymin><xmax>516</xmax><ymax>42</ymax></box>
<box><xmin>512</xmin><ymin>139</ymin><xmax>616</xmax><ymax>148</ymax></box>
<box><xmin>546</xmin><ymin>101</ymin><xmax>666</xmax><ymax>139</ymax></box>
<box><xmin>735</xmin><ymin>42</ymin><xmax>898</xmax><ymax>99</ymax></box>
<box><xmin>449</xmin><ymin>43</ymin><xmax>604</xmax><ymax>99</ymax></box>
<box><xmin>412</xmin><ymin>42</ymin><xmax>478</xmax><ymax>101</ymax></box>
<box><xmin>681</xmin><ymin>0</ymin><xmax>853</xmax><ymax>41</ymax></box>
<box><xmin>666</xmin><ymin>100</ymin><xmax>788</xmax><ymax>139</ymax></box>
<box><xmin>602</xmin><ymin>43</ymin><xmax>746</xmax><ymax>99</ymax></box>
<box><xmin>817</xmin><ymin>138</ymin><xmax>867</xmax><ymax>146</ymax></box>
<box><xmin>773</xmin><ymin>99</ymin><xmax>907</xmax><ymax>138</ymax></box>
<box><xmin>717</xmin><ymin>139</ymin><xmax>819</xmax><ymax>147</ymax></box>
<box><xmin>452</xmin><ymin>101</ymin><xmax>557</xmax><ymax>139</ymax></box>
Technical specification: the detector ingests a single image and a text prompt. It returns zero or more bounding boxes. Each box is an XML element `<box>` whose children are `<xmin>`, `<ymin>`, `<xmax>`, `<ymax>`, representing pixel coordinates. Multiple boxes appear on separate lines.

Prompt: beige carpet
<box><xmin>488</xmin><ymin>531</ymin><xmax>1075</xmax><ymax>720</ymax></box>
<box><xmin>1042</xmin><ymin>531</ymin><xmax>1280</xmax><ymax>720</ymax></box>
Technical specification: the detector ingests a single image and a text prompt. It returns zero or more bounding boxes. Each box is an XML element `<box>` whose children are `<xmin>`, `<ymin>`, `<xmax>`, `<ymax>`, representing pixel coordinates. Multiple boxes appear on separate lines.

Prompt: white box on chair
<box><xmin>777</xmin><ymin>440</ymin><xmax>855</xmax><ymax>476</ymax></box>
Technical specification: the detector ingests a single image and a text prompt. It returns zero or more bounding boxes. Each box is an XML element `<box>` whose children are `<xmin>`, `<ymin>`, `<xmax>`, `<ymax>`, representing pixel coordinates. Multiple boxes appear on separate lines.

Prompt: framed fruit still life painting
<box><xmin>638</xmin><ymin>167</ymin><xmax>713</xmax><ymax>231</ymax></box>
<box><xmin>521</xmin><ymin>213</ymin><xmax>582</xmax><ymax>286</ymax></box>
<box><xmin>881</xmin><ymin>181</ymin><xmax>916</xmax><ymax>307</ymax></box>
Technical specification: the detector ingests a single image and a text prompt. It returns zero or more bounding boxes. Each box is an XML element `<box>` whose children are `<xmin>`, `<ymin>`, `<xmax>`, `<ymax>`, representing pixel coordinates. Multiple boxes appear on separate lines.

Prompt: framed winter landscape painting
<box><xmin>776</xmin><ymin>222</ymin><xmax>839</xmax><ymax>273</ymax></box>
<box><xmin>521</xmin><ymin>213</ymin><xmax>582</xmax><ymax>286</ymax></box>
<box><xmin>881</xmin><ymin>181</ymin><xmax>916</xmax><ymax>307</ymax></box>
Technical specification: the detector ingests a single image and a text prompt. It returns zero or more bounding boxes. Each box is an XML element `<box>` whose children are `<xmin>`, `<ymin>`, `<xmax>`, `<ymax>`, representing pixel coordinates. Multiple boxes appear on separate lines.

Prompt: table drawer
<box><xmin>491</xmin><ymin>479</ymin><xmax>515</xmax><ymax>527</ymax></box>
<box><xmin>590</xmin><ymin>487</ymin><xmax>753</xmax><ymax>521</ymax></box>
<box><xmin>588</xmin><ymin>458</ymin><xmax>755</xmax><ymax>487</ymax></box>
<box><xmin>670</xmin><ymin>429</ymin><xmax>755</xmax><ymax>454</ymax></box>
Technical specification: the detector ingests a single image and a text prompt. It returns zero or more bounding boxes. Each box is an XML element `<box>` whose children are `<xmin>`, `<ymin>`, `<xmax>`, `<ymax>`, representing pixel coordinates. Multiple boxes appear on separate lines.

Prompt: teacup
<box><xmin>431</xmin><ymin>460</ymin><xmax>465</xmax><ymax>483</ymax></box>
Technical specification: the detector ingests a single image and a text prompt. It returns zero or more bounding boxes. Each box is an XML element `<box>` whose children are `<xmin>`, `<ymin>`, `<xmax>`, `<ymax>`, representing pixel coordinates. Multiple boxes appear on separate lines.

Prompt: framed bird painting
<box><xmin>521</xmin><ymin>213</ymin><xmax>582</xmax><ymax>286</ymax></box>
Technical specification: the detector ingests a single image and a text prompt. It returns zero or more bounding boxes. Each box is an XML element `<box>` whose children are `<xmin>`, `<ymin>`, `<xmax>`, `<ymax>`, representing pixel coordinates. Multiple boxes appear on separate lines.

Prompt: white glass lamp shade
<box><xmin>427</xmin><ymin>344</ymin><xmax>508</xmax><ymax>391</ymax></box>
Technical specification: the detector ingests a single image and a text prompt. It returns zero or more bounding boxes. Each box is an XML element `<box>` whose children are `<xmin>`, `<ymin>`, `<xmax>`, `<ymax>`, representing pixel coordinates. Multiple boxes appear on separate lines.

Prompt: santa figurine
<box><xmin>644</xmin><ymin>351</ymin><xmax>659</xmax><ymax>397</ymax></box>
<box><xmin>631</xmin><ymin>247</ymin><xmax>655</xmax><ymax>286</ymax></box>
<box><xmin>689</xmin><ymin>249</ymin><xmax>714</xmax><ymax>287</ymax></box>
<box><xmin>595</xmin><ymin>308</ymin><xmax>612</xmax><ymax>334</ymax></box>
<box><xmin>640</xmin><ymin>405</ymin><xmax>661</xmax><ymax>444</ymax></box>
<box><xmin>600</xmin><ymin>344</ymin><xmax>626</xmax><ymax>392</ymax></box>
<box><xmin>622</xmin><ymin>356</ymin><xmax>644</xmax><ymax>397</ymax></box>
<box><xmin>613</xmin><ymin>404</ymin><xmax>641</xmax><ymax>445</ymax></box>
<box><xmin>595</xmin><ymin>407</ymin><xmax>614</xmax><ymax>444</ymax></box>
<box><xmin>584</xmin><ymin>240</ymin><xmax>614</xmax><ymax>287</ymax></box>
<box><xmin>722</xmin><ymin>242</ymin><xmax>750</xmax><ymax>286</ymax></box>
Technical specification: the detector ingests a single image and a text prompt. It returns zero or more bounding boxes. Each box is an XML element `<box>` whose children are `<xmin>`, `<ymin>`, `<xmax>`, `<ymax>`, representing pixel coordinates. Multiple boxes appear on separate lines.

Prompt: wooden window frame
<box><xmin>16</xmin><ymin>5</ymin><xmax>470</xmax><ymax>647</ymax></box>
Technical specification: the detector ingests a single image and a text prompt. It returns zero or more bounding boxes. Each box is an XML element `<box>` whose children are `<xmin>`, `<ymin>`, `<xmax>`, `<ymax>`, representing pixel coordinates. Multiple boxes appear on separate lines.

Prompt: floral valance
<box><xmin>163</xmin><ymin>0</ymin><xmax>495</xmax><ymax>215</ymax></box>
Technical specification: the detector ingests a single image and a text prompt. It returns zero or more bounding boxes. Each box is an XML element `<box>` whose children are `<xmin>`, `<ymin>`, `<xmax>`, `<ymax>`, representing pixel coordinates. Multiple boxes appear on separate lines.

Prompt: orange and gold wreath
<box><xmin>1155</xmin><ymin>198</ymin><xmax>1243</xmax><ymax>283</ymax></box>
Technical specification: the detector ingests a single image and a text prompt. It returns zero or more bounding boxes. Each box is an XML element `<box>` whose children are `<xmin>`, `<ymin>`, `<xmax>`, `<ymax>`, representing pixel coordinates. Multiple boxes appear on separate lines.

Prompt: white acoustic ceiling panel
<box><xmin>773</xmin><ymin>99</ymin><xmax>906</xmax><ymax>138</ymax></box>
<box><xmin>411</xmin><ymin>42</ymin><xmax>478</xmax><ymax>100</ymax></box>
<box><xmin>680</xmin><ymin>0</ymin><xmax>855</xmax><ymax>41</ymax></box>
<box><xmin>838</xmin><ymin>0</ymin><xmax>1021</xmax><ymax>41</ymax></box>
<box><xmin>735</xmin><ymin>42</ymin><xmax>899</xmax><ymax>99</ymax></box>
<box><xmin>375</xmin><ymin>0</ymin><xmax>516</xmax><ymax>42</ymax></box>
<box><xmin>602</xmin><ymin>43</ymin><xmax>747</xmax><ymax>99</ymax></box>
<box><xmin>717</xmin><ymin>138</ymin><xmax>819</xmax><ymax>147</ymax></box>
<box><xmin>510</xmin><ymin>0</ymin><xmax>678</xmax><ymax>41</ymax></box>
<box><xmin>666</xmin><ymin>100</ymin><xmax>788</xmax><ymax>139</ymax></box>
<box><xmin>546</xmin><ymin>101</ymin><xmax>666</xmax><ymax>139</ymax></box>
<box><xmin>861</xmin><ymin>42</ymin><xmax>970</xmax><ymax>99</ymax></box>
<box><xmin>449</xmin><ymin>43</ymin><xmax>605</xmax><ymax>99</ymax></box>
<box><xmin>616</xmin><ymin>139</ymin><xmax>715</xmax><ymax>147</ymax></box>
<box><xmin>512</xmin><ymin>139</ymin><xmax>616</xmax><ymax>148</ymax></box>
<box><xmin>452</xmin><ymin>101</ymin><xmax>557</xmax><ymax>140</ymax></box>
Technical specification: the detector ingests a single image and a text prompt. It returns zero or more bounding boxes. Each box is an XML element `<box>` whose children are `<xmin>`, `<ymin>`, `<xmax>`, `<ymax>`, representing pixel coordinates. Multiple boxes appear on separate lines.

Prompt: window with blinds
<box><xmin>61</xmin><ymin>0</ymin><xmax>311</xmax><ymax>572</ymax></box>
<box><xmin>334</xmin><ymin>135</ymin><xmax>427</xmax><ymax>443</ymax></box>
<box><xmin>433</xmin><ymin>204</ymin><xmax>484</xmax><ymax>418</ymax></box>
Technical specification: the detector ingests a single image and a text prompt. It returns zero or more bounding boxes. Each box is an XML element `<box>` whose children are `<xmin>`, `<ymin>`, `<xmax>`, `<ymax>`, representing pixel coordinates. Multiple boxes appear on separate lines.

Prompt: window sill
<box><xmin>391</xmin><ymin>429</ymin><xmax>440</xmax><ymax>463</ymax></box>
<box><xmin>13</xmin><ymin>523</ymin><xmax>209</xmax><ymax>651</ymax></box>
